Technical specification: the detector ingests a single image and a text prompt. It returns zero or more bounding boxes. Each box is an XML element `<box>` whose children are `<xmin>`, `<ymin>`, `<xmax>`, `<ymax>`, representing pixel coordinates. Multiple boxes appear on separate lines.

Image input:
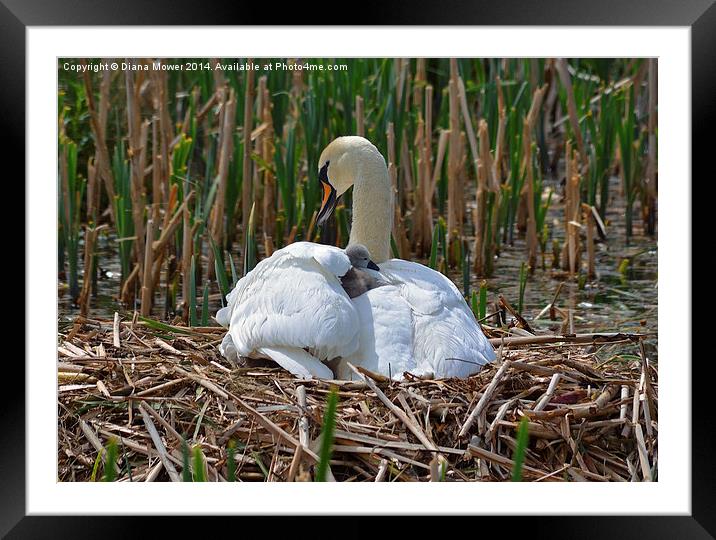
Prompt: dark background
<box><xmin>4</xmin><ymin>0</ymin><xmax>712</xmax><ymax>537</ymax></box>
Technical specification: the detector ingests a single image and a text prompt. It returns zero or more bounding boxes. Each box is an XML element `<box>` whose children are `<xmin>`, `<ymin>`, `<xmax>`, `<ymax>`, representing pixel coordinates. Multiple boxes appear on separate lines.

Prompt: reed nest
<box><xmin>58</xmin><ymin>316</ymin><xmax>657</xmax><ymax>482</ymax></box>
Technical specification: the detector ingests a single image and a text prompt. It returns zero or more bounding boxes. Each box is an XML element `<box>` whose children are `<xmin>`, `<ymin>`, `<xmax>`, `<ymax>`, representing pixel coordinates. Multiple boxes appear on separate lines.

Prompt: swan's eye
<box><xmin>319</xmin><ymin>161</ymin><xmax>330</xmax><ymax>183</ymax></box>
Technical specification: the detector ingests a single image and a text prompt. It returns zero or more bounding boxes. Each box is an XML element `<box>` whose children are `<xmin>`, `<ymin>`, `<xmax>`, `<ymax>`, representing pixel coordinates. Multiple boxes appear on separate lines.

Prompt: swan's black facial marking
<box><xmin>319</xmin><ymin>161</ymin><xmax>330</xmax><ymax>183</ymax></box>
<box><xmin>317</xmin><ymin>161</ymin><xmax>337</xmax><ymax>227</ymax></box>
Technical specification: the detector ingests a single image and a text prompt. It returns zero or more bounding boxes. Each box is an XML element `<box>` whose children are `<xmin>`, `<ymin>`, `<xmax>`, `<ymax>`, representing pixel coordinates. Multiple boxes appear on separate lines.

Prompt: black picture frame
<box><xmin>5</xmin><ymin>0</ymin><xmax>711</xmax><ymax>537</ymax></box>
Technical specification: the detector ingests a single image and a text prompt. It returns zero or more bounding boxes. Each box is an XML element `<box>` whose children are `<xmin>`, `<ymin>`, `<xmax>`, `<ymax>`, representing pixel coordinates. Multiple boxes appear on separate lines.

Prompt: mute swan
<box><xmin>217</xmin><ymin>136</ymin><xmax>495</xmax><ymax>380</ymax></box>
<box><xmin>341</xmin><ymin>244</ymin><xmax>386</xmax><ymax>299</ymax></box>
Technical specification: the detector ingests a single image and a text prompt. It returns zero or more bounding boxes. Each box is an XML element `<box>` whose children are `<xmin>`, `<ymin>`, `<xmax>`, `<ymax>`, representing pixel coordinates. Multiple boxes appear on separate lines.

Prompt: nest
<box><xmin>58</xmin><ymin>315</ymin><xmax>657</xmax><ymax>482</ymax></box>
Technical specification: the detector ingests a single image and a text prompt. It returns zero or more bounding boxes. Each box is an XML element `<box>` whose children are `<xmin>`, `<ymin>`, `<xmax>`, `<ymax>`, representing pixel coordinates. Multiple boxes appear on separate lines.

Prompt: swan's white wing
<box><xmin>217</xmin><ymin>242</ymin><xmax>360</xmax><ymax>376</ymax></box>
<box><xmin>334</xmin><ymin>285</ymin><xmax>415</xmax><ymax>381</ymax></box>
<box><xmin>377</xmin><ymin>259</ymin><xmax>496</xmax><ymax>379</ymax></box>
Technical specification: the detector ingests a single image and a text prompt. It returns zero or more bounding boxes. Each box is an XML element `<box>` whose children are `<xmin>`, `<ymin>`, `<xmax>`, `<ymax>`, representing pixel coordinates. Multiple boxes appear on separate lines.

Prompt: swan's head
<box><xmin>345</xmin><ymin>243</ymin><xmax>380</xmax><ymax>271</ymax></box>
<box><xmin>316</xmin><ymin>136</ymin><xmax>386</xmax><ymax>226</ymax></box>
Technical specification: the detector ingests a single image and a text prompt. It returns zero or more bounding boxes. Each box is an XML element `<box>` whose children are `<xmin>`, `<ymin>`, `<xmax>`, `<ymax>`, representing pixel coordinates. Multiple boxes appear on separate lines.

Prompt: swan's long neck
<box><xmin>349</xmin><ymin>152</ymin><xmax>393</xmax><ymax>263</ymax></box>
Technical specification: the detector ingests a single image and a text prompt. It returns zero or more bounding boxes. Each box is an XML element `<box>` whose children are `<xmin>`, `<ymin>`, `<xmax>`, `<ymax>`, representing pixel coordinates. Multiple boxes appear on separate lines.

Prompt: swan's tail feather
<box><xmin>256</xmin><ymin>347</ymin><xmax>335</xmax><ymax>380</ymax></box>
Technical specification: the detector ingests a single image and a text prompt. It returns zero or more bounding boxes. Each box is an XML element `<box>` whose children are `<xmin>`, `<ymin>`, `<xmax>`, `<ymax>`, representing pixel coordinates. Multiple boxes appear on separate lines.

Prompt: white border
<box><xmin>28</xmin><ymin>27</ymin><xmax>690</xmax><ymax>515</ymax></box>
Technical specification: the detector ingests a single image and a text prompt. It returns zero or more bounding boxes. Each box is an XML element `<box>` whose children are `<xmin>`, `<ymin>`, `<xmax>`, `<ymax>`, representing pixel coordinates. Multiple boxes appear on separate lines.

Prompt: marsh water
<box><xmin>58</xmin><ymin>175</ymin><xmax>657</xmax><ymax>358</ymax></box>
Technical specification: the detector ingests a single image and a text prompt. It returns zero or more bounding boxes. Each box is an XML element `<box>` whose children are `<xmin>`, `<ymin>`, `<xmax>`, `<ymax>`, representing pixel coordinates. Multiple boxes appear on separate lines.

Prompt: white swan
<box><xmin>217</xmin><ymin>136</ymin><xmax>495</xmax><ymax>380</ymax></box>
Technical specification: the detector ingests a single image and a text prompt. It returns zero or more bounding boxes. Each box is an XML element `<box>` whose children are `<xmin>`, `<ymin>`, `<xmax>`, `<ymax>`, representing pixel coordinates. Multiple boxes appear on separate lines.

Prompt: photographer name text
<box><xmin>62</xmin><ymin>61</ymin><xmax>348</xmax><ymax>73</ymax></box>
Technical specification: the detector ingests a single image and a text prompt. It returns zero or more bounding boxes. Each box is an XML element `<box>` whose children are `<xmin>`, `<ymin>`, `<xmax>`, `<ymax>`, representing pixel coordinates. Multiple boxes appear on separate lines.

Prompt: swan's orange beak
<box><xmin>317</xmin><ymin>162</ymin><xmax>337</xmax><ymax>226</ymax></box>
<box><xmin>317</xmin><ymin>180</ymin><xmax>337</xmax><ymax>226</ymax></box>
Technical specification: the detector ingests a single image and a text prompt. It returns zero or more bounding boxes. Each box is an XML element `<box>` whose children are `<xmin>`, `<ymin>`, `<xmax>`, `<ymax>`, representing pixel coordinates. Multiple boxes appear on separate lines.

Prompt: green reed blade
<box><xmin>315</xmin><ymin>387</ymin><xmax>338</xmax><ymax>482</ymax></box>
<box><xmin>511</xmin><ymin>416</ymin><xmax>530</xmax><ymax>482</ymax></box>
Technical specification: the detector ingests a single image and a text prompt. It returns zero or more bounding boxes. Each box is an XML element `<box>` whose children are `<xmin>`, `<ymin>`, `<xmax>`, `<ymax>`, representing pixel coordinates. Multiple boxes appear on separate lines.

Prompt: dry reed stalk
<box><xmin>181</xmin><ymin>187</ymin><xmax>192</xmax><ymax>322</ymax></box>
<box><xmin>561</xmin><ymin>143</ymin><xmax>581</xmax><ymax>273</ymax></box>
<box><xmin>583</xmin><ymin>203</ymin><xmax>596</xmax><ymax>278</ymax></box>
<box><xmin>555</xmin><ymin>59</ymin><xmax>587</xmax><ymax>166</ymax></box>
<box><xmin>152</xmin><ymin>190</ymin><xmax>193</xmax><ymax>258</ymax></box>
<box><xmin>241</xmin><ymin>65</ymin><xmax>256</xmax><ymax>247</ymax></box>
<box><xmin>478</xmin><ymin>119</ymin><xmax>501</xmax><ymax>269</ymax></box>
<box><xmin>260</xmin><ymin>83</ymin><xmax>275</xmax><ymax>237</ymax></box>
<box><xmin>400</xmin><ymin>139</ymin><xmax>414</xmax><ymax>213</ymax></box>
<box><xmin>430</xmin><ymin>129</ymin><xmax>449</xmax><ymax>197</ymax></box>
<box><xmin>459</xmin><ymin>360</ymin><xmax>512</xmax><ymax>437</ymax></box>
<box><xmin>567</xmin><ymin>170</ymin><xmax>581</xmax><ymax>276</ymax></box>
<box><xmin>413</xmin><ymin>58</ymin><xmax>426</xmax><ymax>110</ymax></box>
<box><xmin>119</xmin><ymin>263</ymin><xmax>140</xmax><ymax>306</ymax></box>
<box><xmin>517</xmin><ymin>85</ymin><xmax>547</xmax><ymax>234</ymax></box>
<box><xmin>523</xmin><ymin>120</ymin><xmax>538</xmax><ymax>270</ymax></box>
<box><xmin>151</xmin><ymin>117</ymin><xmax>162</xmax><ymax>225</ymax></box>
<box><xmin>414</xmin><ymin>85</ymin><xmax>435</xmax><ymax>256</ymax></box>
<box><xmin>86</xmin><ymin>159</ymin><xmax>99</xmax><ymax>250</ymax></box>
<box><xmin>157</xmin><ymin>69</ymin><xmax>174</xmax><ymax>210</ymax></box>
<box><xmin>474</xmin><ymin>159</ymin><xmax>487</xmax><ymax>274</ymax></box>
<box><xmin>125</xmin><ymin>65</ymin><xmax>146</xmax><ymax>278</ymax></box>
<box><xmin>252</xmin><ymin>76</ymin><xmax>267</xmax><ymax>233</ymax></box>
<box><xmin>140</xmin><ymin>219</ymin><xmax>155</xmax><ymax>316</ymax></box>
<box><xmin>412</xmin><ymin>117</ymin><xmax>426</xmax><ymax>250</ymax></box>
<box><xmin>386</xmin><ymin>123</ymin><xmax>408</xmax><ymax>258</ymax></box>
<box><xmin>457</xmin><ymin>131</ymin><xmax>467</xmax><ymax>233</ymax></box>
<box><xmin>494</xmin><ymin>99</ymin><xmax>507</xmax><ymax>185</ymax></box>
<box><xmin>208</xmin><ymin>88</ymin><xmax>236</xmax><ymax>277</ymax></box>
<box><xmin>447</xmin><ymin>60</ymin><xmax>462</xmax><ymax>256</ymax></box>
<box><xmin>457</xmin><ymin>76</ymin><xmax>479</xmax><ymax>171</ymax></box>
<box><xmin>81</xmin><ymin>64</ymin><xmax>116</xmax><ymax>225</ymax></box>
<box><xmin>355</xmin><ymin>95</ymin><xmax>364</xmax><ymax>137</ymax></box>
<box><xmin>644</xmin><ymin>58</ymin><xmax>657</xmax><ymax>235</ymax></box>
<box><xmin>78</xmin><ymin>225</ymin><xmax>105</xmax><ymax>317</ymax></box>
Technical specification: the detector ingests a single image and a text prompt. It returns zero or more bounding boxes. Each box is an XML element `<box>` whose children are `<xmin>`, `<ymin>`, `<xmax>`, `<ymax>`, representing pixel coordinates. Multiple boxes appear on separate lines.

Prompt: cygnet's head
<box><xmin>345</xmin><ymin>243</ymin><xmax>380</xmax><ymax>271</ymax></box>
<box><xmin>316</xmin><ymin>136</ymin><xmax>387</xmax><ymax>226</ymax></box>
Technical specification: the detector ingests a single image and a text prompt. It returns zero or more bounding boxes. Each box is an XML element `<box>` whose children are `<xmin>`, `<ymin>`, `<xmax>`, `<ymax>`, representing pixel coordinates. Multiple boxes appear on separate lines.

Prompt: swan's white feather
<box><xmin>335</xmin><ymin>259</ymin><xmax>496</xmax><ymax>380</ymax></box>
<box><xmin>217</xmin><ymin>242</ymin><xmax>360</xmax><ymax>374</ymax></box>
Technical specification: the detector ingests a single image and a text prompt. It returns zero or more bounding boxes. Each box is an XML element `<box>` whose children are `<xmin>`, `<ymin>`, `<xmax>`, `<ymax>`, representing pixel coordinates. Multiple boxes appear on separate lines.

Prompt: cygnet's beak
<box><xmin>367</xmin><ymin>260</ymin><xmax>380</xmax><ymax>271</ymax></box>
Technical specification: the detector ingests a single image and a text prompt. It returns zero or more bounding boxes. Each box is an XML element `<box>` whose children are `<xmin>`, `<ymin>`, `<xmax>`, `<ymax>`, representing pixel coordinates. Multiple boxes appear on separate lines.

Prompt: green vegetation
<box><xmin>58</xmin><ymin>58</ymin><xmax>656</xmax><ymax>320</ymax></box>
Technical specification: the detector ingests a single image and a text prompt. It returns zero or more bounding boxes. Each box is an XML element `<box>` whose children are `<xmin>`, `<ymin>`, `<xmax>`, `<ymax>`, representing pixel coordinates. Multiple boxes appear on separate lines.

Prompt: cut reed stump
<box><xmin>58</xmin><ymin>317</ymin><xmax>657</xmax><ymax>483</ymax></box>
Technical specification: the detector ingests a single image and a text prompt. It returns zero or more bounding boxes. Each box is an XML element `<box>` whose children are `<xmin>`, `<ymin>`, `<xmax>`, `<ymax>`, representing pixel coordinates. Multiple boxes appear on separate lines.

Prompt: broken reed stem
<box><xmin>78</xmin><ymin>225</ymin><xmax>105</xmax><ymax>317</ymax></box>
<box><xmin>522</xmin><ymin>85</ymin><xmax>547</xmax><ymax>270</ymax></box>
<box><xmin>124</xmin><ymin>64</ymin><xmax>146</xmax><ymax>277</ymax></box>
<box><xmin>151</xmin><ymin>117</ymin><xmax>162</xmax><ymax>226</ymax></box>
<box><xmin>474</xmin><ymin>158</ymin><xmax>487</xmax><ymax>274</ymax></box>
<box><xmin>487</xmin><ymin>332</ymin><xmax>642</xmax><ymax>347</ymax></box>
<box><xmin>261</xmin><ymin>83</ymin><xmax>275</xmax><ymax>238</ymax></box>
<box><xmin>252</xmin><ymin>76</ymin><xmax>266</xmax><ymax>234</ymax></box>
<box><xmin>140</xmin><ymin>219</ymin><xmax>155</xmax><ymax>316</ymax></box>
<box><xmin>447</xmin><ymin>59</ymin><xmax>462</xmax><ymax>255</ymax></box>
<box><xmin>156</xmin><ymin>68</ymin><xmax>173</xmax><ymax>211</ymax></box>
<box><xmin>423</xmin><ymin>85</ymin><xmax>434</xmax><ymax>241</ymax></box>
<box><xmin>355</xmin><ymin>95</ymin><xmax>364</xmax><ymax>137</ymax></box>
<box><xmin>181</xmin><ymin>189</ymin><xmax>192</xmax><ymax>322</ymax></box>
<box><xmin>152</xmin><ymin>191</ymin><xmax>194</xmax><ymax>258</ymax></box>
<box><xmin>459</xmin><ymin>360</ymin><xmax>512</xmax><ymax>438</ymax></box>
<box><xmin>458</xmin><ymin>76</ymin><xmax>478</xmax><ymax>170</ymax></box>
<box><xmin>556</xmin><ymin>58</ymin><xmax>587</xmax><ymax>166</ymax></box>
<box><xmin>81</xmin><ymin>61</ymin><xmax>116</xmax><ymax>226</ymax></box>
<box><xmin>583</xmin><ymin>203</ymin><xmax>596</xmax><ymax>278</ymax></box>
<box><xmin>241</xmin><ymin>64</ymin><xmax>256</xmax><ymax>244</ymax></box>
<box><xmin>386</xmin><ymin>122</ymin><xmax>407</xmax><ymax>258</ymax></box>
<box><xmin>523</xmin><ymin>122</ymin><xmax>538</xmax><ymax>270</ymax></box>
<box><xmin>211</xmin><ymin>88</ymin><xmax>237</xmax><ymax>273</ymax></box>
<box><xmin>644</xmin><ymin>58</ymin><xmax>657</xmax><ymax>235</ymax></box>
<box><xmin>562</xmin><ymin>143</ymin><xmax>581</xmax><ymax>274</ymax></box>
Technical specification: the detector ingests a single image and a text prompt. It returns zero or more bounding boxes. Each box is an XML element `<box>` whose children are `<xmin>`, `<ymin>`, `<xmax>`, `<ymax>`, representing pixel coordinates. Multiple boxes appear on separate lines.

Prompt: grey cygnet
<box><xmin>341</xmin><ymin>244</ymin><xmax>386</xmax><ymax>299</ymax></box>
